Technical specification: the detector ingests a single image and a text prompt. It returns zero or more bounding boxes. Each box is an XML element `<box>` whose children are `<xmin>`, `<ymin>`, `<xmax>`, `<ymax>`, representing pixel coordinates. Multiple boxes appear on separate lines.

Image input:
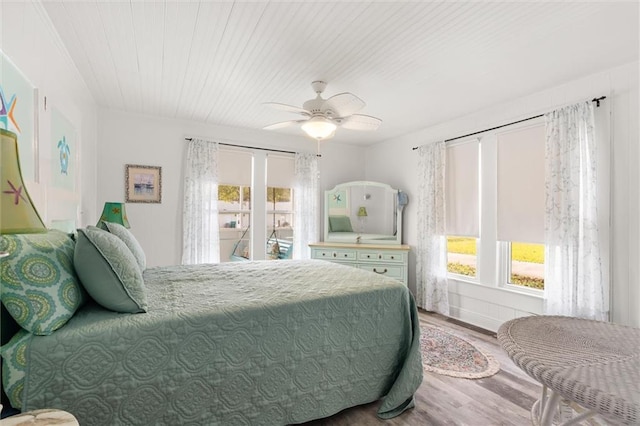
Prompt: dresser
<box><xmin>309</xmin><ymin>242</ymin><xmax>410</xmax><ymax>285</ymax></box>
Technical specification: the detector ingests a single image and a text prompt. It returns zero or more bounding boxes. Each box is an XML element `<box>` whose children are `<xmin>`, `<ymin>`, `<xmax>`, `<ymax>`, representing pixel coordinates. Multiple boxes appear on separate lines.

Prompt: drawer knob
<box><xmin>378</xmin><ymin>254</ymin><xmax>382</xmax><ymax>259</ymax></box>
<box><xmin>322</xmin><ymin>253</ymin><xmax>326</xmax><ymax>256</ymax></box>
<box><xmin>344</xmin><ymin>253</ymin><xmax>348</xmax><ymax>257</ymax></box>
<box><xmin>367</xmin><ymin>255</ymin><xmax>371</xmax><ymax>258</ymax></box>
<box><xmin>333</xmin><ymin>252</ymin><xmax>336</xmax><ymax>257</ymax></box>
<box><xmin>391</xmin><ymin>256</ymin><xmax>395</xmax><ymax>260</ymax></box>
<box><xmin>373</xmin><ymin>268</ymin><xmax>388</xmax><ymax>274</ymax></box>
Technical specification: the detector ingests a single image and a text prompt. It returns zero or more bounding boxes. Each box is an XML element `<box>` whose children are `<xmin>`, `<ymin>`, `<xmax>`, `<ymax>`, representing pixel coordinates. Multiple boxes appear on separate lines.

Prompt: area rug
<box><xmin>420</xmin><ymin>324</ymin><xmax>500</xmax><ymax>379</ymax></box>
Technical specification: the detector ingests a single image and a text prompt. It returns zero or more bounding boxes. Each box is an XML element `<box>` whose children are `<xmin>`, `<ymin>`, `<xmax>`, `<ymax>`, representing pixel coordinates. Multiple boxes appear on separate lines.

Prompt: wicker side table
<box><xmin>0</xmin><ymin>409</ymin><xmax>78</xmax><ymax>426</ymax></box>
<box><xmin>498</xmin><ymin>315</ymin><xmax>639</xmax><ymax>425</ymax></box>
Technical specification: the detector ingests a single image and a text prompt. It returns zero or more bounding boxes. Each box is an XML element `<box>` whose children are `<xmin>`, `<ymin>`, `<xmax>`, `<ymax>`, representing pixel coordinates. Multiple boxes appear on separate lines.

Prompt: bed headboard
<box><xmin>1</xmin><ymin>305</ymin><xmax>21</xmax><ymax>411</ymax></box>
<box><xmin>1</xmin><ymin>305</ymin><xmax>20</xmax><ymax>345</ymax></box>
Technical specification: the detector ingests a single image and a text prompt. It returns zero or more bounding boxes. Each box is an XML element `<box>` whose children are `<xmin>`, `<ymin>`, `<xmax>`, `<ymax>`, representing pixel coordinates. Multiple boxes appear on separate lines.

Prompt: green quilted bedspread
<box><xmin>20</xmin><ymin>260</ymin><xmax>423</xmax><ymax>425</ymax></box>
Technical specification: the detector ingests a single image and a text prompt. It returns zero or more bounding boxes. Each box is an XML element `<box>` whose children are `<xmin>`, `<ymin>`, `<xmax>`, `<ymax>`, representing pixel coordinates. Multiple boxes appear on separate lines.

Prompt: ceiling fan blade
<box><xmin>263</xmin><ymin>119</ymin><xmax>306</xmax><ymax>130</ymax></box>
<box><xmin>322</xmin><ymin>93</ymin><xmax>365</xmax><ymax>117</ymax></box>
<box><xmin>336</xmin><ymin>114</ymin><xmax>382</xmax><ymax>131</ymax></box>
<box><xmin>263</xmin><ymin>102</ymin><xmax>310</xmax><ymax>116</ymax></box>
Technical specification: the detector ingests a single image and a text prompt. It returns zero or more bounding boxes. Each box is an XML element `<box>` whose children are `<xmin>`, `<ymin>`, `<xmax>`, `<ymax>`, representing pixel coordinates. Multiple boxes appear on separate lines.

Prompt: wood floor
<box><xmin>304</xmin><ymin>309</ymin><xmax>543</xmax><ymax>426</ymax></box>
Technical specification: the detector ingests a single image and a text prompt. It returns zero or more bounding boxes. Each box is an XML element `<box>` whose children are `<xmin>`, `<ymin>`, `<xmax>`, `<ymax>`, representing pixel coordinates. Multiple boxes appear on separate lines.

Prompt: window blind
<box><xmin>219</xmin><ymin>150</ymin><xmax>252</xmax><ymax>186</ymax></box>
<box><xmin>497</xmin><ymin>123</ymin><xmax>545</xmax><ymax>243</ymax></box>
<box><xmin>266</xmin><ymin>155</ymin><xmax>295</xmax><ymax>188</ymax></box>
<box><xmin>446</xmin><ymin>139</ymin><xmax>479</xmax><ymax>237</ymax></box>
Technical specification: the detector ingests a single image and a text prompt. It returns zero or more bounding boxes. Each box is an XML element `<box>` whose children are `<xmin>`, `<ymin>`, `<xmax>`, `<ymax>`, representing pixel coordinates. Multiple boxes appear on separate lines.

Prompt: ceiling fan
<box><xmin>263</xmin><ymin>81</ymin><xmax>382</xmax><ymax>140</ymax></box>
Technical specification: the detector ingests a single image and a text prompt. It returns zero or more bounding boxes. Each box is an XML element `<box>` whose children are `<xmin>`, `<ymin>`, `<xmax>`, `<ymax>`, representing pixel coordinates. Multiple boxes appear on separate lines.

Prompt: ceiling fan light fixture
<box><xmin>301</xmin><ymin>116</ymin><xmax>336</xmax><ymax>140</ymax></box>
<box><xmin>264</xmin><ymin>81</ymin><xmax>380</xmax><ymax>140</ymax></box>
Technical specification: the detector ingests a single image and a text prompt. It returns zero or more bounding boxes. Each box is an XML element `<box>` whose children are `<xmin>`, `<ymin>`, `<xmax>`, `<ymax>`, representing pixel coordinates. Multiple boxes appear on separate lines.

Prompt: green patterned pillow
<box><xmin>0</xmin><ymin>230</ymin><xmax>85</xmax><ymax>335</ymax></box>
<box><xmin>0</xmin><ymin>329</ymin><xmax>30</xmax><ymax>409</ymax></box>
<box><xmin>74</xmin><ymin>227</ymin><xmax>147</xmax><ymax>313</ymax></box>
<box><xmin>100</xmin><ymin>221</ymin><xmax>146</xmax><ymax>271</ymax></box>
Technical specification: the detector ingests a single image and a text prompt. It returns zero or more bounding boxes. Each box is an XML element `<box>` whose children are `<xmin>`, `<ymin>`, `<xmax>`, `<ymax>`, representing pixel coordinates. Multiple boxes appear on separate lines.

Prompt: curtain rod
<box><xmin>411</xmin><ymin>96</ymin><xmax>606</xmax><ymax>150</ymax></box>
<box><xmin>184</xmin><ymin>137</ymin><xmax>321</xmax><ymax>157</ymax></box>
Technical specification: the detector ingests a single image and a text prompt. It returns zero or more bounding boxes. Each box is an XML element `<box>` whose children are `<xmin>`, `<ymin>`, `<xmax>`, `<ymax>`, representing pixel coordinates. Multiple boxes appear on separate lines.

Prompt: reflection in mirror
<box><xmin>324</xmin><ymin>181</ymin><xmax>405</xmax><ymax>245</ymax></box>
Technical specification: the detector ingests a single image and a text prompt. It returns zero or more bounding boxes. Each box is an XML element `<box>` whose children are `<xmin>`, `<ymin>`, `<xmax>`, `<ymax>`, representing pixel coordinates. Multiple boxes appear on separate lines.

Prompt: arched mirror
<box><xmin>324</xmin><ymin>181</ymin><xmax>405</xmax><ymax>245</ymax></box>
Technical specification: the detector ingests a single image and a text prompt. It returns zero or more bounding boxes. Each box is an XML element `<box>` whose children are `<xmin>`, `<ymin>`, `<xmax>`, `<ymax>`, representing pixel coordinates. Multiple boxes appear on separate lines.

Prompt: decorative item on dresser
<box><xmin>309</xmin><ymin>242</ymin><xmax>410</xmax><ymax>285</ymax></box>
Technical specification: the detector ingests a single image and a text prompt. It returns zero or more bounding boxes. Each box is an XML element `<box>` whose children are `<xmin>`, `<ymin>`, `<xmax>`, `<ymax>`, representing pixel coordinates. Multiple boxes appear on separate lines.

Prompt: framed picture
<box><xmin>125</xmin><ymin>164</ymin><xmax>162</xmax><ymax>203</ymax></box>
<box><xmin>1</xmin><ymin>51</ymin><xmax>38</xmax><ymax>181</ymax></box>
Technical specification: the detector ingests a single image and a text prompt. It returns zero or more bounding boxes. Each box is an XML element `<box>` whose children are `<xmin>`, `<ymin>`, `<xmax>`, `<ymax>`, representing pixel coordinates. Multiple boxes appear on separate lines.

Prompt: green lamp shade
<box><xmin>0</xmin><ymin>129</ymin><xmax>46</xmax><ymax>234</ymax></box>
<box><xmin>98</xmin><ymin>202</ymin><xmax>130</xmax><ymax>228</ymax></box>
<box><xmin>357</xmin><ymin>206</ymin><xmax>368</xmax><ymax>217</ymax></box>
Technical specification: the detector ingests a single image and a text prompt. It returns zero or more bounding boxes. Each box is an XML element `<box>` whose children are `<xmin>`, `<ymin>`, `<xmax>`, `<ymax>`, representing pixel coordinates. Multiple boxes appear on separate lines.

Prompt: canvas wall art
<box><xmin>1</xmin><ymin>52</ymin><xmax>37</xmax><ymax>181</ymax></box>
<box><xmin>51</xmin><ymin>107</ymin><xmax>76</xmax><ymax>190</ymax></box>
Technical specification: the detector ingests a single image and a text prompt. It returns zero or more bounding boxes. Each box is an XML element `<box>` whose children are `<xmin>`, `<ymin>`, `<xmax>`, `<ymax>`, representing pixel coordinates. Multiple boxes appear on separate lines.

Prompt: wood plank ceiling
<box><xmin>41</xmin><ymin>1</ymin><xmax>638</xmax><ymax>145</ymax></box>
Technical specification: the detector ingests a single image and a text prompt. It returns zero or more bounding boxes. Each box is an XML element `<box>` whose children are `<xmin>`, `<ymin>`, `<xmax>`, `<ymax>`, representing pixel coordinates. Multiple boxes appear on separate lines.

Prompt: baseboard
<box><xmin>418</xmin><ymin>308</ymin><xmax>496</xmax><ymax>337</ymax></box>
<box><xmin>445</xmin><ymin>316</ymin><xmax>496</xmax><ymax>337</ymax></box>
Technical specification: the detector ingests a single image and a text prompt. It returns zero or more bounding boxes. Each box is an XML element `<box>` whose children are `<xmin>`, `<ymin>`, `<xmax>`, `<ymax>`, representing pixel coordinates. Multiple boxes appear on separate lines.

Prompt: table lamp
<box><xmin>98</xmin><ymin>202</ymin><xmax>130</xmax><ymax>228</ymax></box>
<box><xmin>357</xmin><ymin>206</ymin><xmax>368</xmax><ymax>235</ymax></box>
<box><xmin>1</xmin><ymin>129</ymin><xmax>46</xmax><ymax>235</ymax></box>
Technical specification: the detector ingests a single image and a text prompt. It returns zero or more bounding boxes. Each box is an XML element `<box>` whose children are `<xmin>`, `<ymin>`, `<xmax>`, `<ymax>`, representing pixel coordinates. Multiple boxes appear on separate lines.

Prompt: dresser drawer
<box><xmin>312</xmin><ymin>248</ymin><xmax>357</xmax><ymax>261</ymax></box>
<box><xmin>358</xmin><ymin>251</ymin><xmax>404</xmax><ymax>263</ymax></box>
<box><xmin>357</xmin><ymin>264</ymin><xmax>404</xmax><ymax>280</ymax></box>
<box><xmin>381</xmin><ymin>252</ymin><xmax>405</xmax><ymax>262</ymax></box>
<box><xmin>309</xmin><ymin>243</ymin><xmax>409</xmax><ymax>286</ymax></box>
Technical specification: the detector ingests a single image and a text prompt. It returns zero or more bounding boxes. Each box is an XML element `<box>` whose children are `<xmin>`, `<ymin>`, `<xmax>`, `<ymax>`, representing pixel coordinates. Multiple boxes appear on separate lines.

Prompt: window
<box><xmin>218</xmin><ymin>150</ymin><xmax>252</xmax><ymax>262</ymax></box>
<box><xmin>266</xmin><ymin>155</ymin><xmax>295</xmax><ymax>252</ymax></box>
<box><xmin>216</xmin><ymin>150</ymin><xmax>296</xmax><ymax>262</ymax></box>
<box><xmin>497</xmin><ymin>124</ymin><xmax>545</xmax><ymax>290</ymax></box>
<box><xmin>447</xmin><ymin>236</ymin><xmax>477</xmax><ymax>277</ymax></box>
<box><xmin>446</xmin><ymin>140</ymin><xmax>479</xmax><ymax>278</ymax></box>
<box><xmin>509</xmin><ymin>242</ymin><xmax>544</xmax><ymax>289</ymax></box>
<box><xmin>267</xmin><ymin>187</ymin><xmax>293</xmax><ymax>236</ymax></box>
<box><xmin>218</xmin><ymin>185</ymin><xmax>251</xmax><ymax>229</ymax></box>
<box><xmin>444</xmin><ymin>122</ymin><xmax>546</xmax><ymax>291</ymax></box>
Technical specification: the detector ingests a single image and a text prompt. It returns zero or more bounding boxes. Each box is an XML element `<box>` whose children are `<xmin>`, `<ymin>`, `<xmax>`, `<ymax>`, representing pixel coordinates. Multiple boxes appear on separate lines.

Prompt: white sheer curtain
<box><xmin>293</xmin><ymin>153</ymin><xmax>319</xmax><ymax>259</ymax></box>
<box><xmin>416</xmin><ymin>141</ymin><xmax>449</xmax><ymax>315</ymax></box>
<box><xmin>544</xmin><ymin>101</ymin><xmax>608</xmax><ymax>321</ymax></box>
<box><xmin>182</xmin><ymin>138</ymin><xmax>220</xmax><ymax>265</ymax></box>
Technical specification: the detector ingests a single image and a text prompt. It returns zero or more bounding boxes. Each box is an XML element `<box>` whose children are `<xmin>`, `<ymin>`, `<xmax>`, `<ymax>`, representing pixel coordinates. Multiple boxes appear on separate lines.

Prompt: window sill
<box><xmin>503</xmin><ymin>283</ymin><xmax>543</xmax><ymax>298</ymax></box>
<box><xmin>447</xmin><ymin>275</ymin><xmax>543</xmax><ymax>299</ymax></box>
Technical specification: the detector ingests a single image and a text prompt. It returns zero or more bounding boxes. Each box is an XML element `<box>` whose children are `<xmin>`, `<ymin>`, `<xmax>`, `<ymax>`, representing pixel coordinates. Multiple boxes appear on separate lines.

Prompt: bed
<box><xmin>1</xmin><ymin>227</ymin><xmax>422</xmax><ymax>425</ymax></box>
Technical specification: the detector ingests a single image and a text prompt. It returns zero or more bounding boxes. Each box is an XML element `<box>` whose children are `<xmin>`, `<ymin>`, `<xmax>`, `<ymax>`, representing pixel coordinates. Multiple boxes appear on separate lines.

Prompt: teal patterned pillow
<box><xmin>0</xmin><ymin>230</ymin><xmax>85</xmax><ymax>335</ymax></box>
<box><xmin>101</xmin><ymin>221</ymin><xmax>146</xmax><ymax>271</ymax></box>
<box><xmin>74</xmin><ymin>227</ymin><xmax>147</xmax><ymax>313</ymax></box>
<box><xmin>0</xmin><ymin>329</ymin><xmax>30</xmax><ymax>409</ymax></box>
<box><xmin>329</xmin><ymin>215</ymin><xmax>353</xmax><ymax>232</ymax></box>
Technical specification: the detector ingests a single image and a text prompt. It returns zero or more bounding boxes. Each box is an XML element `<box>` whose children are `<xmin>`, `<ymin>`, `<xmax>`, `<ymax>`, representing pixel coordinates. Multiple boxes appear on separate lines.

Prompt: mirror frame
<box><xmin>324</xmin><ymin>181</ymin><xmax>403</xmax><ymax>245</ymax></box>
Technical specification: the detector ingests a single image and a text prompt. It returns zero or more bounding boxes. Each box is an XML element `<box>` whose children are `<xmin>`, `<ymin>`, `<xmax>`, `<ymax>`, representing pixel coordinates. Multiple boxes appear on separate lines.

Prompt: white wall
<box><xmin>1</xmin><ymin>2</ymin><xmax>98</xmax><ymax>228</ymax></box>
<box><xmin>366</xmin><ymin>61</ymin><xmax>640</xmax><ymax>330</ymax></box>
<box><xmin>98</xmin><ymin>109</ymin><xmax>366</xmax><ymax>267</ymax></box>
